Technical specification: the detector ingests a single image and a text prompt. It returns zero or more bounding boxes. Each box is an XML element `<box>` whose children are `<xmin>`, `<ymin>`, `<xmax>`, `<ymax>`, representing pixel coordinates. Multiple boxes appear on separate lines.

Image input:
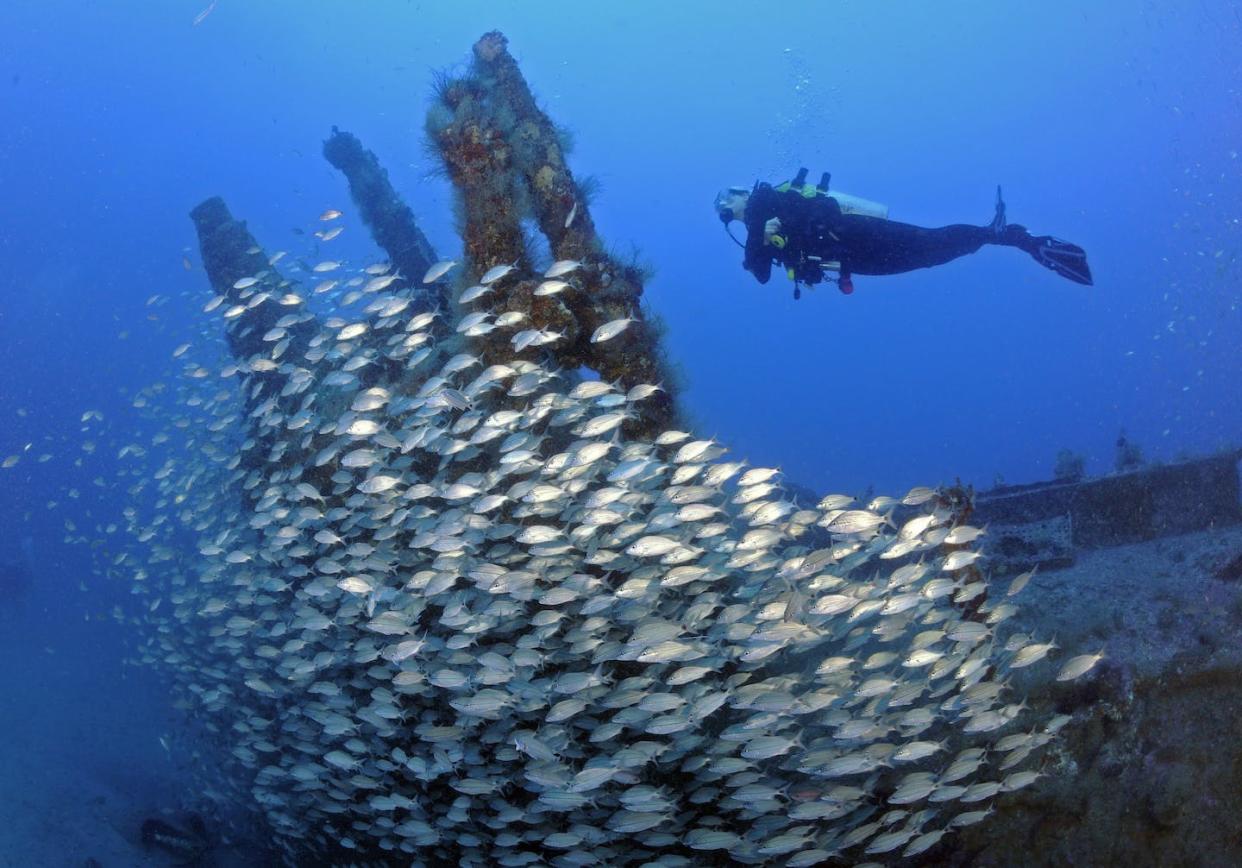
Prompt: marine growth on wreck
<box><xmin>108</xmin><ymin>32</ymin><xmax>1075</xmax><ymax>867</ymax></box>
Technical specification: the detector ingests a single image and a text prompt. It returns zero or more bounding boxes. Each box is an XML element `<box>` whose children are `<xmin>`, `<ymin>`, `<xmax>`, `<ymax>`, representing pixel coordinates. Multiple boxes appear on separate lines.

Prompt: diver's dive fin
<box><xmin>1028</xmin><ymin>235</ymin><xmax>1093</xmax><ymax>285</ymax></box>
<box><xmin>989</xmin><ymin>185</ymin><xmax>1006</xmax><ymax>236</ymax></box>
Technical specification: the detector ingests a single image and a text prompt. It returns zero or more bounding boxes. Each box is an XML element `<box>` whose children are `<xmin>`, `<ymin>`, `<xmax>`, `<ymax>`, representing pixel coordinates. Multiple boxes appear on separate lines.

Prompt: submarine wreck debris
<box><xmin>140</xmin><ymin>816</ymin><xmax>209</xmax><ymax>863</ymax></box>
<box><xmin>427</xmin><ymin>30</ymin><xmax>679</xmax><ymax>438</ymax></box>
<box><xmin>189</xmin><ymin>196</ymin><xmax>318</xmax><ymax>364</ymax></box>
<box><xmin>976</xmin><ymin>448</ymin><xmax>1242</xmax><ymax>559</ymax></box>
<box><xmin>93</xmin><ymin>31</ymin><xmax>1075</xmax><ymax>868</ymax></box>
<box><xmin>323</xmin><ymin>126</ymin><xmax>443</xmax><ymax>312</ymax></box>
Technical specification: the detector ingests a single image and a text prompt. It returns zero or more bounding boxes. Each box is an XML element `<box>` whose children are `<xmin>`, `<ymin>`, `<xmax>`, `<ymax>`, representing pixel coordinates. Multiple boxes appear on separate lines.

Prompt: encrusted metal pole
<box><xmin>189</xmin><ymin>196</ymin><xmax>316</xmax><ymax>364</ymax></box>
<box><xmin>428</xmin><ymin>31</ymin><xmax>681</xmax><ymax>437</ymax></box>
<box><xmin>322</xmin><ymin>127</ymin><xmax>443</xmax><ymax>311</ymax></box>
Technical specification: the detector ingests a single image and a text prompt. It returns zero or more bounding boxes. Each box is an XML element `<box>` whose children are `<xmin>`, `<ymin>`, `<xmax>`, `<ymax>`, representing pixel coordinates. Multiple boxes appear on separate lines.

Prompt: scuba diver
<box><xmin>716</xmin><ymin>168</ymin><xmax>1092</xmax><ymax>299</ymax></box>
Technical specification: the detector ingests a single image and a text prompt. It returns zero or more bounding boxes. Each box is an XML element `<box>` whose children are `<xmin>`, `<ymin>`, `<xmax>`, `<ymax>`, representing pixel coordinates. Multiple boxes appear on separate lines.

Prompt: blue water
<box><xmin>0</xmin><ymin>0</ymin><xmax>1239</xmax><ymax>861</ymax></box>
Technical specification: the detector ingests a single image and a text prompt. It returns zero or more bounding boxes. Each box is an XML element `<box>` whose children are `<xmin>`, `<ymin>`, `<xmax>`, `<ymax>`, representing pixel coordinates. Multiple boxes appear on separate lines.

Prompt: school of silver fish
<box><xmin>99</xmin><ymin>242</ymin><xmax>1088</xmax><ymax>866</ymax></box>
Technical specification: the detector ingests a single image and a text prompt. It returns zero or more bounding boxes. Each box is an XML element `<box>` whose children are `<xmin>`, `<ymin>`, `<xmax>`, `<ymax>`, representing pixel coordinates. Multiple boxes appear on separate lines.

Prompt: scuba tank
<box><xmin>776</xmin><ymin>168</ymin><xmax>889</xmax><ymax>220</ymax></box>
<box><xmin>773</xmin><ymin>169</ymin><xmax>887</xmax><ymax>296</ymax></box>
<box><xmin>718</xmin><ymin>168</ymin><xmax>890</xmax><ymax>298</ymax></box>
<box><xmin>826</xmin><ymin>190</ymin><xmax>888</xmax><ymax>220</ymax></box>
<box><xmin>770</xmin><ymin>170</ymin><xmax>889</xmax><ymax>299</ymax></box>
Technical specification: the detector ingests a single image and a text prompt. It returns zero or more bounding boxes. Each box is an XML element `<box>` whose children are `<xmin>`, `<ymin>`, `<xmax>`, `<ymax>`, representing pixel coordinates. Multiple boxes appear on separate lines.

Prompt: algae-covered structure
<box><xmin>322</xmin><ymin>126</ymin><xmax>441</xmax><ymax>308</ymax></box>
<box><xmin>426</xmin><ymin>32</ymin><xmax>679</xmax><ymax>438</ymax></box>
<box><xmin>115</xmin><ymin>31</ymin><xmax>1071</xmax><ymax>866</ymax></box>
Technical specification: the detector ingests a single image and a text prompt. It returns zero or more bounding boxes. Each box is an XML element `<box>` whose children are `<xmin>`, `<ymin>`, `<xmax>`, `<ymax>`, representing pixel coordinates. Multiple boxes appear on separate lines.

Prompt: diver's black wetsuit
<box><xmin>739</xmin><ymin>179</ymin><xmax>1093</xmax><ymax>291</ymax></box>
<box><xmin>742</xmin><ymin>183</ymin><xmax>991</xmax><ymax>286</ymax></box>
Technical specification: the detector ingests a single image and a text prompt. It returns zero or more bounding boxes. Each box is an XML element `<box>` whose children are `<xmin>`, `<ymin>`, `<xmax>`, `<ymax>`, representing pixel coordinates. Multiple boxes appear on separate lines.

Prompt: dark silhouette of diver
<box><xmin>716</xmin><ymin>168</ymin><xmax>1092</xmax><ymax>299</ymax></box>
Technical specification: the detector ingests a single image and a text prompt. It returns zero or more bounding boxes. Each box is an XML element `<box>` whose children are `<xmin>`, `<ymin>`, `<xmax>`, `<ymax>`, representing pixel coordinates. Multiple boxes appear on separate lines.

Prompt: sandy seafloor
<box><xmin>1</xmin><ymin>521</ymin><xmax>1239</xmax><ymax>867</ymax></box>
<box><xmin>0</xmin><ymin>613</ymin><xmax>171</xmax><ymax>867</ymax></box>
<box><xmin>0</xmin><ymin>604</ymin><xmax>266</xmax><ymax>867</ymax></box>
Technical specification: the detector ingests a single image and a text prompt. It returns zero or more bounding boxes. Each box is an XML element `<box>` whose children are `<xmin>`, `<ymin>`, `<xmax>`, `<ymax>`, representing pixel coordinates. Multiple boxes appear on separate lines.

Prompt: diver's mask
<box><xmin>714</xmin><ymin>186</ymin><xmax>750</xmax><ymax>225</ymax></box>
